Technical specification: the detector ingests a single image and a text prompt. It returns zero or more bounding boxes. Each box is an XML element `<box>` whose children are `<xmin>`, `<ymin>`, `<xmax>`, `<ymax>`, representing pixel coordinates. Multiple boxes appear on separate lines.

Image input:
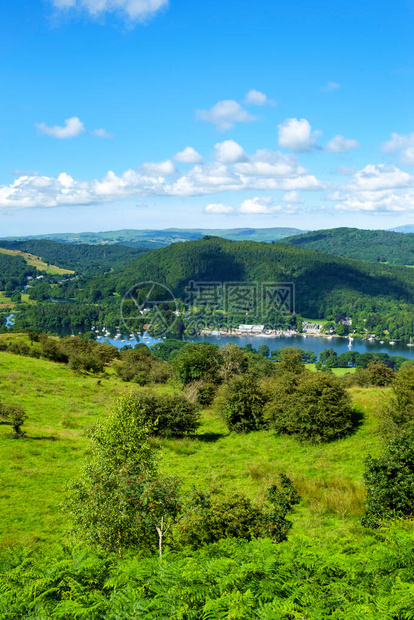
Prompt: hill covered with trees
<box><xmin>0</xmin><ymin>239</ymin><xmax>147</xmax><ymax>275</ymax></box>
<box><xmin>283</xmin><ymin>227</ymin><xmax>414</xmax><ymax>266</ymax></box>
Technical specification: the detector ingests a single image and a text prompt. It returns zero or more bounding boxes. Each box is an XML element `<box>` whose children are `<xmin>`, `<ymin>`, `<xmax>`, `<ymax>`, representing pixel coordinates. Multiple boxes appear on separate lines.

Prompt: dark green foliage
<box><xmin>113</xmin><ymin>347</ymin><xmax>171</xmax><ymax>385</ymax></box>
<box><xmin>66</xmin><ymin>395</ymin><xmax>158</xmax><ymax>555</ymax></box>
<box><xmin>0</xmin><ymin>403</ymin><xmax>27</xmax><ymax>438</ymax></box>
<box><xmin>264</xmin><ymin>474</ymin><xmax>301</xmax><ymax>542</ymax></box>
<box><xmin>362</xmin><ymin>430</ymin><xmax>414</xmax><ymax>528</ymax></box>
<box><xmin>257</xmin><ymin>344</ymin><xmax>270</xmax><ymax>358</ymax></box>
<box><xmin>279</xmin><ymin>347</ymin><xmax>305</xmax><ymax>374</ymax></box>
<box><xmin>150</xmin><ymin>338</ymin><xmax>187</xmax><ymax>361</ymax></box>
<box><xmin>0</xmin><ymin>239</ymin><xmax>147</xmax><ymax>275</ymax></box>
<box><xmin>218</xmin><ymin>374</ymin><xmax>266</xmax><ymax>433</ymax></box>
<box><xmin>284</xmin><ymin>226</ymin><xmax>414</xmax><ymax>266</ymax></box>
<box><xmin>266</xmin><ymin>371</ymin><xmax>353</xmax><ymax>442</ymax></box>
<box><xmin>173</xmin><ymin>342</ymin><xmax>223</xmax><ymax>386</ymax></box>
<box><xmin>179</xmin><ymin>475</ymin><xmax>300</xmax><ymax>549</ymax></box>
<box><xmin>354</xmin><ymin>361</ymin><xmax>395</xmax><ymax>387</ymax></box>
<box><xmin>0</xmin><ymin>253</ymin><xmax>37</xmax><ymax>291</ymax></box>
<box><xmin>118</xmin><ymin>390</ymin><xmax>201</xmax><ymax>437</ymax></box>
<box><xmin>178</xmin><ymin>494</ymin><xmax>266</xmax><ymax>548</ymax></box>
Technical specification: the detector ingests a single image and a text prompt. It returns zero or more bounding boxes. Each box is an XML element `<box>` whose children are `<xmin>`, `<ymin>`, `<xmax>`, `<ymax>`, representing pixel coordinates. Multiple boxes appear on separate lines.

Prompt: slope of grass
<box><xmin>0</xmin><ymin>350</ymin><xmax>389</xmax><ymax>550</ymax></box>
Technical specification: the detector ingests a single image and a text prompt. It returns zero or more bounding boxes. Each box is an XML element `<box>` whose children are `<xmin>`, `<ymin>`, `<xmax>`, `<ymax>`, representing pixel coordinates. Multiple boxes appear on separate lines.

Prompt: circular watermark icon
<box><xmin>120</xmin><ymin>281</ymin><xmax>179</xmax><ymax>338</ymax></box>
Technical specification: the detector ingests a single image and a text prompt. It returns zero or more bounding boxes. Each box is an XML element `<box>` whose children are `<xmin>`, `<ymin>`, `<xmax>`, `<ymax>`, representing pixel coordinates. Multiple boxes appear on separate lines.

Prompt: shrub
<box><xmin>218</xmin><ymin>374</ymin><xmax>266</xmax><ymax>433</ymax></box>
<box><xmin>178</xmin><ymin>475</ymin><xmax>300</xmax><ymax>549</ymax></box>
<box><xmin>355</xmin><ymin>362</ymin><xmax>394</xmax><ymax>387</ymax></box>
<box><xmin>361</xmin><ymin>429</ymin><xmax>414</xmax><ymax>528</ymax></box>
<box><xmin>120</xmin><ymin>390</ymin><xmax>200</xmax><ymax>437</ymax></box>
<box><xmin>173</xmin><ymin>343</ymin><xmax>223</xmax><ymax>386</ymax></box>
<box><xmin>381</xmin><ymin>365</ymin><xmax>414</xmax><ymax>435</ymax></box>
<box><xmin>265</xmin><ymin>371</ymin><xmax>353</xmax><ymax>442</ymax></box>
<box><xmin>0</xmin><ymin>403</ymin><xmax>27</xmax><ymax>438</ymax></box>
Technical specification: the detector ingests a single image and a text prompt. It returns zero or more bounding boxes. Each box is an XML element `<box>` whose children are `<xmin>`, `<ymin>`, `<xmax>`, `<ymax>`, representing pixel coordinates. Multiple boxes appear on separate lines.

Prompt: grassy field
<box><xmin>0</xmin><ymin>247</ymin><xmax>74</xmax><ymax>275</ymax></box>
<box><xmin>0</xmin><ymin>349</ymin><xmax>388</xmax><ymax>550</ymax></box>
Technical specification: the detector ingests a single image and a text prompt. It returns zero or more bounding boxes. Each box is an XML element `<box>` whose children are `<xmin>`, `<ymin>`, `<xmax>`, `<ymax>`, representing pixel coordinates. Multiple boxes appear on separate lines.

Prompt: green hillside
<box><xmin>283</xmin><ymin>227</ymin><xmax>414</xmax><ymax>265</ymax></box>
<box><xmin>92</xmin><ymin>236</ymin><xmax>414</xmax><ymax>319</ymax></box>
<box><xmin>0</xmin><ymin>239</ymin><xmax>147</xmax><ymax>275</ymax></box>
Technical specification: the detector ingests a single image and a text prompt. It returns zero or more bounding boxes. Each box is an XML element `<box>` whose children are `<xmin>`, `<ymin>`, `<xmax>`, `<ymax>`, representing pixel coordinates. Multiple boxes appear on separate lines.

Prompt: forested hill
<box><xmin>282</xmin><ymin>227</ymin><xmax>414</xmax><ymax>266</ymax></box>
<box><xmin>0</xmin><ymin>240</ymin><xmax>147</xmax><ymax>275</ymax></box>
<box><xmin>89</xmin><ymin>236</ymin><xmax>414</xmax><ymax>319</ymax></box>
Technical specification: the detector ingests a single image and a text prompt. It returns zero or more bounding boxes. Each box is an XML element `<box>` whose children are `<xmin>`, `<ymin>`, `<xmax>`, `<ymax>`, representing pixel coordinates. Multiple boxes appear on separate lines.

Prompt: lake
<box><xmin>103</xmin><ymin>331</ymin><xmax>414</xmax><ymax>359</ymax></box>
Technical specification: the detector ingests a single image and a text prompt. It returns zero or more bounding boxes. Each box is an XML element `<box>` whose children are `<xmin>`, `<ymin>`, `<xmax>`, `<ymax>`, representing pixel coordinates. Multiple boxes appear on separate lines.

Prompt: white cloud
<box><xmin>239</xmin><ymin>196</ymin><xmax>298</xmax><ymax>215</ymax></box>
<box><xmin>278</xmin><ymin>118</ymin><xmax>320</xmax><ymax>152</ymax></box>
<box><xmin>204</xmin><ymin>203</ymin><xmax>234</xmax><ymax>214</ymax></box>
<box><xmin>140</xmin><ymin>159</ymin><xmax>176</xmax><ymax>176</ymax></box>
<box><xmin>0</xmin><ymin>143</ymin><xmax>325</xmax><ymax>209</ymax></box>
<box><xmin>91</xmin><ymin>128</ymin><xmax>113</xmax><ymax>139</ymax></box>
<box><xmin>381</xmin><ymin>132</ymin><xmax>414</xmax><ymax>153</ymax></box>
<box><xmin>173</xmin><ymin>147</ymin><xmax>203</xmax><ymax>164</ymax></box>
<box><xmin>197</xmin><ymin>100</ymin><xmax>255</xmax><ymax>131</ymax></box>
<box><xmin>240</xmin><ymin>196</ymin><xmax>275</xmax><ymax>214</ymax></box>
<box><xmin>282</xmin><ymin>191</ymin><xmax>302</xmax><ymax>203</ymax></box>
<box><xmin>36</xmin><ymin>116</ymin><xmax>85</xmax><ymax>139</ymax></box>
<box><xmin>214</xmin><ymin>140</ymin><xmax>247</xmax><ymax>164</ymax></box>
<box><xmin>245</xmin><ymin>89</ymin><xmax>276</xmax><ymax>106</ymax></box>
<box><xmin>348</xmin><ymin>164</ymin><xmax>412</xmax><ymax>191</ymax></box>
<box><xmin>322</xmin><ymin>81</ymin><xmax>340</xmax><ymax>92</ymax></box>
<box><xmin>234</xmin><ymin>149</ymin><xmax>307</xmax><ymax>178</ymax></box>
<box><xmin>326</xmin><ymin>135</ymin><xmax>359</xmax><ymax>153</ymax></box>
<box><xmin>50</xmin><ymin>0</ymin><xmax>169</xmax><ymax>22</ymax></box>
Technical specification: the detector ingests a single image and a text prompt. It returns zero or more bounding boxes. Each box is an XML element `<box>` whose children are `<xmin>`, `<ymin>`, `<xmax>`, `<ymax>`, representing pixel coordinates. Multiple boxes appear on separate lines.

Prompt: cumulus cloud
<box><xmin>245</xmin><ymin>89</ymin><xmax>276</xmax><ymax>106</ymax></box>
<box><xmin>50</xmin><ymin>0</ymin><xmax>169</xmax><ymax>22</ymax></box>
<box><xmin>173</xmin><ymin>147</ymin><xmax>203</xmax><ymax>164</ymax></box>
<box><xmin>204</xmin><ymin>203</ymin><xmax>234</xmax><ymax>214</ymax></box>
<box><xmin>239</xmin><ymin>196</ymin><xmax>298</xmax><ymax>215</ymax></box>
<box><xmin>322</xmin><ymin>163</ymin><xmax>414</xmax><ymax>214</ymax></box>
<box><xmin>0</xmin><ymin>142</ymin><xmax>325</xmax><ymax>209</ymax></box>
<box><xmin>36</xmin><ymin>117</ymin><xmax>86</xmax><ymax>139</ymax></box>
<box><xmin>140</xmin><ymin>159</ymin><xmax>176</xmax><ymax>176</ymax></box>
<box><xmin>240</xmin><ymin>196</ymin><xmax>275</xmax><ymax>214</ymax></box>
<box><xmin>278</xmin><ymin>118</ymin><xmax>320</xmax><ymax>152</ymax></box>
<box><xmin>214</xmin><ymin>140</ymin><xmax>247</xmax><ymax>164</ymax></box>
<box><xmin>348</xmin><ymin>164</ymin><xmax>412</xmax><ymax>191</ymax></box>
<box><xmin>321</xmin><ymin>81</ymin><xmax>340</xmax><ymax>92</ymax></box>
<box><xmin>234</xmin><ymin>149</ymin><xmax>307</xmax><ymax>178</ymax></box>
<box><xmin>197</xmin><ymin>100</ymin><xmax>255</xmax><ymax>131</ymax></box>
<box><xmin>326</xmin><ymin>135</ymin><xmax>359</xmax><ymax>153</ymax></box>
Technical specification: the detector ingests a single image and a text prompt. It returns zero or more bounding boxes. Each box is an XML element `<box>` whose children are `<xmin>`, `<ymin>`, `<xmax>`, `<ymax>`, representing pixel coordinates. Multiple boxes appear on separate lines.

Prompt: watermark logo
<box><xmin>120</xmin><ymin>280</ymin><xmax>295</xmax><ymax>337</ymax></box>
<box><xmin>120</xmin><ymin>281</ymin><xmax>179</xmax><ymax>337</ymax></box>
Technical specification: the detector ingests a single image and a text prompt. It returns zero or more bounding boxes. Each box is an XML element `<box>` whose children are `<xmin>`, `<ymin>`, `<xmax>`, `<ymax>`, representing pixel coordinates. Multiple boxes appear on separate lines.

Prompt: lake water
<box><xmin>103</xmin><ymin>331</ymin><xmax>414</xmax><ymax>359</ymax></box>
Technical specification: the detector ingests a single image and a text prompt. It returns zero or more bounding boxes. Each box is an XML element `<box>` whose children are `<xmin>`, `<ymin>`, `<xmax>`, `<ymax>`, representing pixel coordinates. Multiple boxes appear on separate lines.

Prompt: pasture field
<box><xmin>0</xmin><ymin>350</ymin><xmax>386</xmax><ymax>550</ymax></box>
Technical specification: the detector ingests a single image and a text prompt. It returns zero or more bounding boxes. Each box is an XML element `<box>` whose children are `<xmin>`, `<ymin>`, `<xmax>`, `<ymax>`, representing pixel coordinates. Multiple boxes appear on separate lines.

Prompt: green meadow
<box><xmin>0</xmin><ymin>348</ymin><xmax>386</xmax><ymax>550</ymax></box>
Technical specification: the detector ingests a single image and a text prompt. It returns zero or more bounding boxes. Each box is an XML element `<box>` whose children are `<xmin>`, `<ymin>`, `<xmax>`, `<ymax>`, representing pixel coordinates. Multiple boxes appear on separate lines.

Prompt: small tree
<box><xmin>218</xmin><ymin>374</ymin><xmax>266</xmax><ymax>433</ymax></box>
<box><xmin>279</xmin><ymin>348</ymin><xmax>305</xmax><ymax>374</ymax></box>
<box><xmin>361</xmin><ymin>430</ymin><xmax>414</xmax><ymax>528</ymax></box>
<box><xmin>140</xmin><ymin>475</ymin><xmax>182</xmax><ymax>556</ymax></box>
<box><xmin>381</xmin><ymin>365</ymin><xmax>414</xmax><ymax>434</ymax></box>
<box><xmin>266</xmin><ymin>372</ymin><xmax>353</xmax><ymax>442</ymax></box>
<box><xmin>66</xmin><ymin>395</ymin><xmax>159</xmax><ymax>556</ymax></box>
<box><xmin>173</xmin><ymin>343</ymin><xmax>223</xmax><ymax>386</ymax></box>
<box><xmin>0</xmin><ymin>404</ymin><xmax>27</xmax><ymax>438</ymax></box>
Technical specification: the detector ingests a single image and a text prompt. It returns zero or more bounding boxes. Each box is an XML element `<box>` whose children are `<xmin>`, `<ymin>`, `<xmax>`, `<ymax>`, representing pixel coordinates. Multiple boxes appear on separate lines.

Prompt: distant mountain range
<box><xmin>1</xmin><ymin>227</ymin><xmax>306</xmax><ymax>247</ymax></box>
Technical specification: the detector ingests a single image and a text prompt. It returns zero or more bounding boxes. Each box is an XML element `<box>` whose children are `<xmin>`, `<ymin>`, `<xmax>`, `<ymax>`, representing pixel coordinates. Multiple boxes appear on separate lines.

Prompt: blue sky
<box><xmin>0</xmin><ymin>0</ymin><xmax>413</xmax><ymax>236</ymax></box>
